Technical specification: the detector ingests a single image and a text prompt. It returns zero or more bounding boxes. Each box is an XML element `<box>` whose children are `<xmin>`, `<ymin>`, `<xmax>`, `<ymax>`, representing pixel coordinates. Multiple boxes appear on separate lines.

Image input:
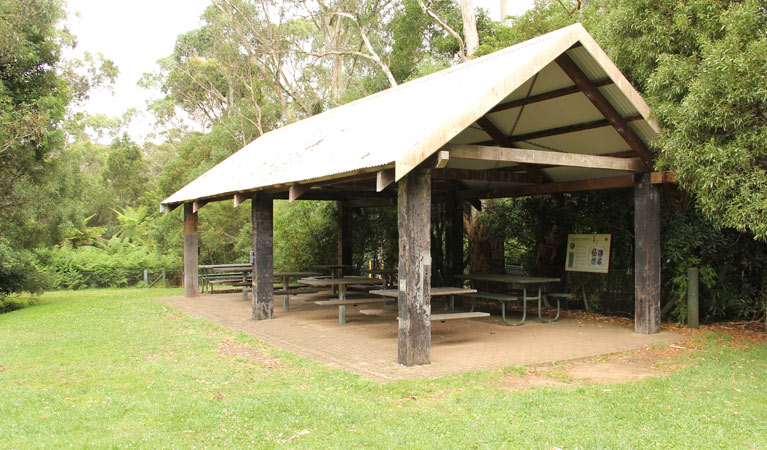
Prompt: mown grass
<box><xmin>1</xmin><ymin>289</ymin><xmax>765</xmax><ymax>449</ymax></box>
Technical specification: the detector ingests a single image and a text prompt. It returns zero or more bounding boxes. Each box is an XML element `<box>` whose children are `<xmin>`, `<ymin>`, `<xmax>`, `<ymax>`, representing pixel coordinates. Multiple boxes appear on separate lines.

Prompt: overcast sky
<box><xmin>64</xmin><ymin>0</ymin><xmax>535</xmax><ymax>143</ymax></box>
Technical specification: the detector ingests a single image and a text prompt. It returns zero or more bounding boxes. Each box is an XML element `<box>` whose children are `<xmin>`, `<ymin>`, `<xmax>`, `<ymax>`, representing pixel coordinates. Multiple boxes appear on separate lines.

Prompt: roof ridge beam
<box><xmin>444</xmin><ymin>144</ymin><xmax>646</xmax><ymax>172</ymax></box>
<box><xmin>555</xmin><ymin>53</ymin><xmax>655</xmax><ymax>170</ymax></box>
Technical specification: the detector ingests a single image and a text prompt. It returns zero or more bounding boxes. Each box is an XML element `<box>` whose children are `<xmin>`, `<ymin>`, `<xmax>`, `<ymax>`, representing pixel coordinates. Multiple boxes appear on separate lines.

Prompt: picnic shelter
<box><xmin>161</xmin><ymin>23</ymin><xmax>675</xmax><ymax>366</ymax></box>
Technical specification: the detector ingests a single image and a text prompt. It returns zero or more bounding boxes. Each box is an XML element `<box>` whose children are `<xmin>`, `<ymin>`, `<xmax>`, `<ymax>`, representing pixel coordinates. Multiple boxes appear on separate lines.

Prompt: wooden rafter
<box><xmin>289</xmin><ymin>184</ymin><xmax>308</xmax><ymax>202</ymax></box>
<box><xmin>555</xmin><ymin>53</ymin><xmax>655</xmax><ymax>170</ymax></box>
<box><xmin>376</xmin><ymin>169</ymin><xmax>395</xmax><ymax>192</ymax></box>
<box><xmin>489</xmin><ymin>78</ymin><xmax>613</xmax><ymax>114</ymax></box>
<box><xmin>233</xmin><ymin>193</ymin><xmax>248</xmax><ymax>208</ymax></box>
<box><xmin>192</xmin><ymin>199</ymin><xmax>208</xmax><ymax>213</ymax></box>
<box><xmin>475</xmin><ymin>117</ymin><xmax>546</xmax><ymax>183</ymax></box>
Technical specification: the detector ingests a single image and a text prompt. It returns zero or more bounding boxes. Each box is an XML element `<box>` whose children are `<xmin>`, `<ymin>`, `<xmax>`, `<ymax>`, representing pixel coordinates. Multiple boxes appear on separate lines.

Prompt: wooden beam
<box><xmin>233</xmin><ymin>193</ymin><xmax>248</xmax><ymax>208</ymax></box>
<box><xmin>376</xmin><ymin>169</ymin><xmax>395</xmax><ymax>192</ymax></box>
<box><xmin>556</xmin><ymin>54</ymin><xmax>655</xmax><ymax>170</ymax></box>
<box><xmin>432</xmin><ymin>168</ymin><xmax>535</xmax><ymax>184</ymax></box>
<box><xmin>634</xmin><ymin>173</ymin><xmax>661</xmax><ymax>334</ymax></box>
<box><xmin>251</xmin><ymin>192</ymin><xmax>274</xmax><ymax>320</ymax></box>
<box><xmin>476</xmin><ymin>117</ymin><xmax>546</xmax><ymax>184</ymax></box>
<box><xmin>397</xmin><ymin>169</ymin><xmax>432</xmax><ymax>366</ymax></box>
<box><xmin>445</xmin><ymin>144</ymin><xmax>646</xmax><ymax>172</ymax></box>
<box><xmin>183</xmin><ymin>203</ymin><xmax>199</xmax><ymax>298</ymax></box>
<box><xmin>160</xmin><ymin>203</ymin><xmax>181</xmax><ymax>214</ymax></box>
<box><xmin>435</xmin><ymin>150</ymin><xmax>450</xmax><ymax>169</ymax></box>
<box><xmin>468</xmin><ymin>198</ymin><xmax>482</xmax><ymax>211</ymax></box>
<box><xmin>289</xmin><ymin>184</ymin><xmax>308</xmax><ymax>202</ymax></box>
<box><xmin>444</xmin><ymin>192</ymin><xmax>464</xmax><ymax>286</ymax></box>
<box><xmin>460</xmin><ymin>175</ymin><xmax>633</xmax><ymax>199</ymax></box>
<box><xmin>509</xmin><ymin>116</ymin><xmax>643</xmax><ymax>143</ymax></box>
<box><xmin>489</xmin><ymin>79</ymin><xmax>614</xmax><ymax>113</ymax></box>
<box><xmin>651</xmin><ymin>171</ymin><xmax>676</xmax><ymax>184</ymax></box>
<box><xmin>192</xmin><ymin>200</ymin><xmax>208</xmax><ymax>213</ymax></box>
<box><xmin>337</xmin><ymin>202</ymin><xmax>353</xmax><ymax>267</ymax></box>
<box><xmin>458</xmin><ymin>171</ymin><xmax>676</xmax><ymax>199</ymax></box>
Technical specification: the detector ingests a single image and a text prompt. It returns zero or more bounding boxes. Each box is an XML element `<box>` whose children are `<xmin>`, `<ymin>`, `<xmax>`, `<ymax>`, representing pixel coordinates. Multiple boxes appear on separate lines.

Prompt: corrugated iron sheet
<box><xmin>162</xmin><ymin>24</ymin><xmax>660</xmax><ymax>206</ymax></box>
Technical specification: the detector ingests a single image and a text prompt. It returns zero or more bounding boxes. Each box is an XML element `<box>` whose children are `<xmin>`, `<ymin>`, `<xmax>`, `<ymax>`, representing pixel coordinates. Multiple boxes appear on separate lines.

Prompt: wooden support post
<box><xmin>687</xmin><ymin>268</ymin><xmax>699</xmax><ymax>329</ymax></box>
<box><xmin>337</xmin><ymin>202</ymin><xmax>353</xmax><ymax>267</ymax></box>
<box><xmin>444</xmin><ymin>191</ymin><xmax>464</xmax><ymax>285</ymax></box>
<box><xmin>183</xmin><ymin>203</ymin><xmax>199</xmax><ymax>297</ymax></box>
<box><xmin>251</xmin><ymin>192</ymin><xmax>274</xmax><ymax>320</ymax></box>
<box><xmin>397</xmin><ymin>168</ymin><xmax>432</xmax><ymax>366</ymax></box>
<box><xmin>634</xmin><ymin>173</ymin><xmax>661</xmax><ymax>334</ymax></box>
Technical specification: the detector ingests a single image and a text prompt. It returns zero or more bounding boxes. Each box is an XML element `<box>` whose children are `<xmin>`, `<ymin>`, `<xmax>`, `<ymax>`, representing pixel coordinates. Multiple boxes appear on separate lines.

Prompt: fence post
<box><xmin>162</xmin><ymin>268</ymin><xmax>167</xmax><ymax>288</ymax></box>
<box><xmin>143</xmin><ymin>269</ymin><xmax>148</xmax><ymax>284</ymax></box>
<box><xmin>687</xmin><ymin>267</ymin><xmax>699</xmax><ymax>329</ymax></box>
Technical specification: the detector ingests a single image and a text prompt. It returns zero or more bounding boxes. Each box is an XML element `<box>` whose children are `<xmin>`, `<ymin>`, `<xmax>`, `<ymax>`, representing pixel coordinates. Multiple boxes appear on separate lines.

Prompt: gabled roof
<box><xmin>162</xmin><ymin>23</ymin><xmax>660</xmax><ymax>207</ymax></box>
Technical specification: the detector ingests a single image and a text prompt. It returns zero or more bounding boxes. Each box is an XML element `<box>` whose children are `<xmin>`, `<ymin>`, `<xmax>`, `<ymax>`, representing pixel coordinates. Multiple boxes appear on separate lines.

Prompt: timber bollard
<box><xmin>687</xmin><ymin>267</ymin><xmax>699</xmax><ymax>329</ymax></box>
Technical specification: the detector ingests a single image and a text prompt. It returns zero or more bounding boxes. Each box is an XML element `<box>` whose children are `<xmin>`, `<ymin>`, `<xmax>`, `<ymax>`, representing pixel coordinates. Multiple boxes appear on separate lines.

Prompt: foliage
<box><xmin>0</xmin><ymin>241</ymin><xmax>46</xmax><ymax>312</ymax></box>
<box><xmin>34</xmin><ymin>239</ymin><xmax>178</xmax><ymax>290</ymax></box>
<box><xmin>1</xmin><ymin>289</ymin><xmax>766</xmax><ymax>447</ymax></box>
<box><xmin>271</xmin><ymin>200</ymin><xmax>338</xmax><ymax>271</ymax></box>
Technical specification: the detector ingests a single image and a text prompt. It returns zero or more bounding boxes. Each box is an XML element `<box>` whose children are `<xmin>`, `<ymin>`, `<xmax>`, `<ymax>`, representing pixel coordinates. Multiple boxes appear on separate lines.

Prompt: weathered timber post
<box><xmin>183</xmin><ymin>203</ymin><xmax>199</xmax><ymax>297</ymax></box>
<box><xmin>444</xmin><ymin>191</ymin><xmax>464</xmax><ymax>285</ymax></box>
<box><xmin>687</xmin><ymin>267</ymin><xmax>699</xmax><ymax>329</ymax></box>
<box><xmin>634</xmin><ymin>173</ymin><xmax>661</xmax><ymax>334</ymax></box>
<box><xmin>251</xmin><ymin>192</ymin><xmax>274</xmax><ymax>320</ymax></box>
<box><xmin>337</xmin><ymin>201</ymin><xmax>353</xmax><ymax>269</ymax></box>
<box><xmin>397</xmin><ymin>169</ymin><xmax>432</xmax><ymax>366</ymax></box>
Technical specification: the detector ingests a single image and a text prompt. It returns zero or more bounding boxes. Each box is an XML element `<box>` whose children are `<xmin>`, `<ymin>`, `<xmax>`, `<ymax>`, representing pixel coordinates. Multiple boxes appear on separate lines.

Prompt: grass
<box><xmin>1</xmin><ymin>289</ymin><xmax>766</xmax><ymax>449</ymax></box>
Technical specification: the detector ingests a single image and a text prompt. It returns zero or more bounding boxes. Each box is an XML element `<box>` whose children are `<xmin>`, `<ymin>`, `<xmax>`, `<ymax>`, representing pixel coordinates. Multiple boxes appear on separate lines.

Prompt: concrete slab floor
<box><xmin>160</xmin><ymin>291</ymin><xmax>682</xmax><ymax>383</ymax></box>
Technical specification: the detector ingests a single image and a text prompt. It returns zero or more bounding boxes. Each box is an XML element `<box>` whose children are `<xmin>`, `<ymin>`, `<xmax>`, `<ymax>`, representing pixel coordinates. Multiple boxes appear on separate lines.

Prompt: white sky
<box><xmin>64</xmin><ymin>0</ymin><xmax>535</xmax><ymax>143</ymax></box>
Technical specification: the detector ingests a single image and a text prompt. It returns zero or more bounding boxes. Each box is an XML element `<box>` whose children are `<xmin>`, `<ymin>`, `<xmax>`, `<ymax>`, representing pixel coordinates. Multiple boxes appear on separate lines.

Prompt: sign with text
<box><xmin>565</xmin><ymin>234</ymin><xmax>611</xmax><ymax>273</ymax></box>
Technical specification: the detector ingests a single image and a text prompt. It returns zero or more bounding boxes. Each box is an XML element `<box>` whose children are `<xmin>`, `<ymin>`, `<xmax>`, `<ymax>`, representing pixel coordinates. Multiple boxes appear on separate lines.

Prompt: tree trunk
<box><xmin>459</xmin><ymin>0</ymin><xmax>479</xmax><ymax>59</ymax></box>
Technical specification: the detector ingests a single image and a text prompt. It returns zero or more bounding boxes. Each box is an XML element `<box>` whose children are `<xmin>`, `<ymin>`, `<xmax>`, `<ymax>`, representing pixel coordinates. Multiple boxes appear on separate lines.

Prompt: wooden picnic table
<box><xmin>211</xmin><ymin>267</ymin><xmax>319</xmax><ymax>304</ymax></box>
<box><xmin>456</xmin><ymin>274</ymin><xmax>561</xmax><ymax>325</ymax></box>
<box><xmin>274</xmin><ymin>272</ymin><xmax>320</xmax><ymax>310</ymax></box>
<box><xmin>369</xmin><ymin>286</ymin><xmax>477</xmax><ymax>312</ymax></box>
<box><xmin>299</xmin><ymin>276</ymin><xmax>383</xmax><ymax>301</ymax></box>
<box><xmin>312</xmin><ymin>264</ymin><xmax>355</xmax><ymax>295</ymax></box>
<box><xmin>211</xmin><ymin>265</ymin><xmax>252</xmax><ymax>299</ymax></box>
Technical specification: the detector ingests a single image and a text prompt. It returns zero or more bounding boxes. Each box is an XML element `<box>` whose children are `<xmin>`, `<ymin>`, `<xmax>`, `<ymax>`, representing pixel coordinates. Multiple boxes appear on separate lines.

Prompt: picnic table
<box><xmin>210</xmin><ymin>266</ymin><xmax>319</xmax><ymax>306</ymax></box>
<box><xmin>274</xmin><ymin>271</ymin><xmax>320</xmax><ymax>310</ymax></box>
<box><xmin>369</xmin><ymin>286</ymin><xmax>477</xmax><ymax>312</ymax></box>
<box><xmin>300</xmin><ymin>276</ymin><xmax>386</xmax><ymax>324</ymax></box>
<box><xmin>359</xmin><ymin>268</ymin><xmax>397</xmax><ymax>288</ymax></box>
<box><xmin>299</xmin><ymin>276</ymin><xmax>383</xmax><ymax>301</ymax></box>
<box><xmin>456</xmin><ymin>274</ymin><xmax>561</xmax><ymax>326</ymax></box>
<box><xmin>367</xmin><ymin>286</ymin><xmax>489</xmax><ymax>322</ymax></box>
<box><xmin>212</xmin><ymin>265</ymin><xmax>254</xmax><ymax>300</ymax></box>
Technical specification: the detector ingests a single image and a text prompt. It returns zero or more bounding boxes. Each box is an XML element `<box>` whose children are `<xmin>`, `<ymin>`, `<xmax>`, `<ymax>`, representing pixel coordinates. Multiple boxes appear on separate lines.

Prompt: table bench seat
<box><xmin>431</xmin><ymin>312</ymin><xmax>490</xmax><ymax>321</ymax></box>
<box><xmin>462</xmin><ymin>292</ymin><xmax>527</xmax><ymax>326</ymax></box>
<box><xmin>315</xmin><ymin>298</ymin><xmax>392</xmax><ymax>324</ymax></box>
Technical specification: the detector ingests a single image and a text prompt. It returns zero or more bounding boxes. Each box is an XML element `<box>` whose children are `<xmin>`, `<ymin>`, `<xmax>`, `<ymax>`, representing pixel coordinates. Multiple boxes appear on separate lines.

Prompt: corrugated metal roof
<box><xmin>162</xmin><ymin>23</ymin><xmax>660</xmax><ymax>206</ymax></box>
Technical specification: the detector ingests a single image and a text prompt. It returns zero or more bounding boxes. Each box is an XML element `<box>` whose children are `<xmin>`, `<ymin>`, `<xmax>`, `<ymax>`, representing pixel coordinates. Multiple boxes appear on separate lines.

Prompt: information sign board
<box><xmin>565</xmin><ymin>234</ymin><xmax>611</xmax><ymax>273</ymax></box>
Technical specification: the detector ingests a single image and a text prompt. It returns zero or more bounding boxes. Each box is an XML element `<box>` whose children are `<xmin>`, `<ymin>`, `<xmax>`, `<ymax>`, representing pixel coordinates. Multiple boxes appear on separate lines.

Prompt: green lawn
<box><xmin>1</xmin><ymin>289</ymin><xmax>765</xmax><ymax>449</ymax></box>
